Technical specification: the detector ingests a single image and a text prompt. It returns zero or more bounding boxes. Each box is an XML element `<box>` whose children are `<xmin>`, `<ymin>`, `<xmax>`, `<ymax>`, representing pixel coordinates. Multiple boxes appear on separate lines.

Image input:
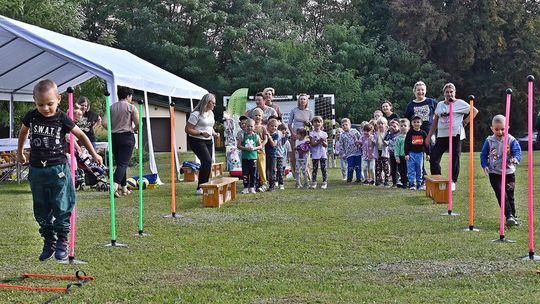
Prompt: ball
<box><xmin>126</xmin><ymin>177</ymin><xmax>138</xmax><ymax>190</ymax></box>
<box><xmin>137</xmin><ymin>177</ymin><xmax>149</xmax><ymax>190</ymax></box>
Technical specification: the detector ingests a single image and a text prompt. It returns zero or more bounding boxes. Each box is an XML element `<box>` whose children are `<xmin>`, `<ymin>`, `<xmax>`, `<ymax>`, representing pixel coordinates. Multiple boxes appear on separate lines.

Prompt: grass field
<box><xmin>1</xmin><ymin>151</ymin><xmax>540</xmax><ymax>303</ymax></box>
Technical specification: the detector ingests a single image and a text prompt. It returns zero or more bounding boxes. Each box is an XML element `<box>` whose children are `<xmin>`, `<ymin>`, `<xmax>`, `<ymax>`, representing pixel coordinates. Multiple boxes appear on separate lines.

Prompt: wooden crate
<box><xmin>211</xmin><ymin>162</ymin><xmax>223</xmax><ymax>177</ymax></box>
<box><xmin>182</xmin><ymin>167</ymin><xmax>198</xmax><ymax>182</ymax></box>
<box><xmin>200</xmin><ymin>177</ymin><xmax>239</xmax><ymax>208</ymax></box>
<box><xmin>424</xmin><ymin>175</ymin><xmax>449</xmax><ymax>204</ymax></box>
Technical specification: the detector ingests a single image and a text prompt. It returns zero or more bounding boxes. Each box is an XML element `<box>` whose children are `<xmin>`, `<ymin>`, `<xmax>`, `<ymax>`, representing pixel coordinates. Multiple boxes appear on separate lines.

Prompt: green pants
<box><xmin>28</xmin><ymin>163</ymin><xmax>75</xmax><ymax>240</ymax></box>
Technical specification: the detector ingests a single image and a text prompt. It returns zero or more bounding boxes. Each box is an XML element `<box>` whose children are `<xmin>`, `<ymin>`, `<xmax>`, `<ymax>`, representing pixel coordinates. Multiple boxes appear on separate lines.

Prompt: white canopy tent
<box><xmin>0</xmin><ymin>15</ymin><xmax>208</xmax><ymax>181</ymax></box>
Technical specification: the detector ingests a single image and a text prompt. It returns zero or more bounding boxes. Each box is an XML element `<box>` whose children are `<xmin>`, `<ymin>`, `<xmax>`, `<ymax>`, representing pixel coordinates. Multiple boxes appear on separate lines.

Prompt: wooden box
<box><xmin>200</xmin><ymin>177</ymin><xmax>238</xmax><ymax>208</ymax></box>
<box><xmin>211</xmin><ymin>162</ymin><xmax>223</xmax><ymax>177</ymax></box>
<box><xmin>425</xmin><ymin>175</ymin><xmax>449</xmax><ymax>204</ymax></box>
<box><xmin>182</xmin><ymin>166</ymin><xmax>198</xmax><ymax>182</ymax></box>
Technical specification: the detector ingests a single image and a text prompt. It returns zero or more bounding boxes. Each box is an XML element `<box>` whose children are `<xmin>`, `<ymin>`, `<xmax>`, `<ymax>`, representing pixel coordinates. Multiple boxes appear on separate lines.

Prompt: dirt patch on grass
<box><xmin>367</xmin><ymin>260</ymin><xmax>515</xmax><ymax>279</ymax></box>
<box><xmin>179</xmin><ymin>211</ymin><xmax>297</xmax><ymax>224</ymax></box>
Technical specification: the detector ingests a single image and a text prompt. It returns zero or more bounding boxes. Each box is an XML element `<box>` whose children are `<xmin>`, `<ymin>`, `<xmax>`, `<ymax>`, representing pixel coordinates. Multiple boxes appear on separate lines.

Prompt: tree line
<box><xmin>1</xmin><ymin>0</ymin><xmax>539</xmax><ymax>142</ymax></box>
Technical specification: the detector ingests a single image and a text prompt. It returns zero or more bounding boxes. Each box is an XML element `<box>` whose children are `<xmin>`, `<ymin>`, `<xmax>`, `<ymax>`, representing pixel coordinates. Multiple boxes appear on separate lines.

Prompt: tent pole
<box><xmin>143</xmin><ymin>92</ymin><xmax>162</xmax><ymax>184</ymax></box>
<box><xmin>9</xmin><ymin>94</ymin><xmax>14</xmax><ymax>138</ymax></box>
<box><xmin>136</xmin><ymin>99</ymin><xmax>146</xmax><ymax>236</ymax></box>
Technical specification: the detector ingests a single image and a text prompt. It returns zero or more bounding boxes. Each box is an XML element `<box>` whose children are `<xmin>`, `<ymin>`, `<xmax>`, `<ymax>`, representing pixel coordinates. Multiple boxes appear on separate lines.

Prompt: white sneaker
<box><xmin>419</xmin><ymin>184</ymin><xmax>426</xmax><ymax>190</ymax></box>
<box><xmin>249</xmin><ymin>187</ymin><xmax>256</xmax><ymax>194</ymax></box>
<box><xmin>196</xmin><ymin>188</ymin><xmax>203</xmax><ymax>195</ymax></box>
<box><xmin>342</xmin><ymin>177</ymin><xmax>347</xmax><ymax>181</ymax></box>
<box><xmin>451</xmin><ymin>182</ymin><xmax>456</xmax><ymax>192</ymax></box>
<box><xmin>321</xmin><ymin>182</ymin><xmax>328</xmax><ymax>189</ymax></box>
<box><xmin>257</xmin><ymin>185</ymin><xmax>267</xmax><ymax>192</ymax></box>
<box><xmin>309</xmin><ymin>182</ymin><xmax>317</xmax><ymax>189</ymax></box>
<box><xmin>241</xmin><ymin>188</ymin><xmax>250</xmax><ymax>194</ymax></box>
<box><xmin>279</xmin><ymin>185</ymin><xmax>285</xmax><ymax>190</ymax></box>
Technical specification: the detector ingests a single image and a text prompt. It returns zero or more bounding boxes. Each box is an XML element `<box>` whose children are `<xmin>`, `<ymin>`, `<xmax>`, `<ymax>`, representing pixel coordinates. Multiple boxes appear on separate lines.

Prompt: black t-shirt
<box><xmin>77</xmin><ymin>110</ymin><xmax>99</xmax><ymax>142</ymax></box>
<box><xmin>404</xmin><ymin>129</ymin><xmax>429</xmax><ymax>155</ymax></box>
<box><xmin>22</xmin><ymin>110</ymin><xmax>76</xmax><ymax>167</ymax></box>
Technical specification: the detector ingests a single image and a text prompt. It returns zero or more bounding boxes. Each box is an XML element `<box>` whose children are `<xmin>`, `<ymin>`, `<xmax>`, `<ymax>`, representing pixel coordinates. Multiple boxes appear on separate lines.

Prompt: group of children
<box><xmin>335</xmin><ymin>115</ymin><xmax>430</xmax><ymax>190</ymax></box>
<box><xmin>237</xmin><ymin>109</ymin><xmax>329</xmax><ymax>194</ymax></box>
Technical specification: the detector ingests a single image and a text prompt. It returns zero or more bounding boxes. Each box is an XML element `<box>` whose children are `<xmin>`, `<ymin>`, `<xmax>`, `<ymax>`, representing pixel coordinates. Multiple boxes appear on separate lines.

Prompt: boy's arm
<box><xmin>510</xmin><ymin>138</ymin><xmax>522</xmax><ymax>163</ymax></box>
<box><xmin>268</xmin><ymin>133</ymin><xmax>278</xmax><ymax>147</ymax></box>
<box><xmin>423</xmin><ymin>132</ymin><xmax>430</xmax><ymax>156</ymax></box>
<box><xmin>404</xmin><ymin>132</ymin><xmax>411</xmax><ymax>156</ymax></box>
<box><xmin>479</xmin><ymin>140</ymin><xmax>490</xmax><ymax>169</ymax></box>
<box><xmin>71</xmin><ymin>126</ymin><xmax>103</xmax><ymax>165</ymax></box>
<box><xmin>254</xmin><ymin>134</ymin><xmax>263</xmax><ymax>151</ymax></box>
<box><xmin>131</xmin><ymin>106</ymin><xmax>139</xmax><ymax>133</ymax></box>
<box><xmin>17</xmin><ymin>125</ymin><xmax>30</xmax><ymax>164</ymax></box>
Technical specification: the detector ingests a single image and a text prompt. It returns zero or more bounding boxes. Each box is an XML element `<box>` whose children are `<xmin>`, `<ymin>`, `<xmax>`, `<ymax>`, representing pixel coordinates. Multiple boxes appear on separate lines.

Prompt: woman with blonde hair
<box><xmin>185</xmin><ymin>93</ymin><xmax>220</xmax><ymax>194</ymax></box>
<box><xmin>288</xmin><ymin>94</ymin><xmax>314</xmax><ymax>177</ymax></box>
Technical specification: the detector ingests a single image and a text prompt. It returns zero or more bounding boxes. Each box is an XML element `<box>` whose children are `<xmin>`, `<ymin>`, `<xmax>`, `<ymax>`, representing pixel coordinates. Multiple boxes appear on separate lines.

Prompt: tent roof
<box><xmin>0</xmin><ymin>15</ymin><xmax>208</xmax><ymax>102</ymax></box>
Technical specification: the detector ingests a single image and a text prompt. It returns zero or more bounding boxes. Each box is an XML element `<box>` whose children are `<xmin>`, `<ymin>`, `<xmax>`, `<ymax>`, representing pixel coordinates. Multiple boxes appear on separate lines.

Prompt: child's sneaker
<box><xmin>409</xmin><ymin>184</ymin><xmax>416</xmax><ymax>190</ymax></box>
<box><xmin>309</xmin><ymin>182</ymin><xmax>317</xmax><ymax>189</ymax></box>
<box><xmin>321</xmin><ymin>182</ymin><xmax>328</xmax><ymax>189</ymax></box>
<box><xmin>39</xmin><ymin>239</ymin><xmax>56</xmax><ymax>261</ymax></box>
<box><xmin>383</xmin><ymin>182</ymin><xmax>390</xmax><ymax>188</ymax></box>
<box><xmin>396</xmin><ymin>181</ymin><xmax>403</xmax><ymax>187</ymax></box>
<box><xmin>506</xmin><ymin>216</ymin><xmax>518</xmax><ymax>226</ymax></box>
<box><xmin>451</xmin><ymin>182</ymin><xmax>456</xmax><ymax>191</ymax></box>
<box><xmin>279</xmin><ymin>184</ymin><xmax>285</xmax><ymax>190</ymax></box>
<box><xmin>363</xmin><ymin>180</ymin><xmax>369</xmax><ymax>185</ymax></box>
<box><xmin>241</xmin><ymin>188</ymin><xmax>250</xmax><ymax>194</ymax></box>
<box><xmin>195</xmin><ymin>188</ymin><xmax>203</xmax><ymax>195</ymax></box>
<box><xmin>418</xmin><ymin>184</ymin><xmax>426</xmax><ymax>190</ymax></box>
<box><xmin>54</xmin><ymin>237</ymin><xmax>68</xmax><ymax>260</ymax></box>
<box><xmin>249</xmin><ymin>187</ymin><xmax>256</xmax><ymax>194</ymax></box>
<box><xmin>257</xmin><ymin>185</ymin><xmax>267</xmax><ymax>192</ymax></box>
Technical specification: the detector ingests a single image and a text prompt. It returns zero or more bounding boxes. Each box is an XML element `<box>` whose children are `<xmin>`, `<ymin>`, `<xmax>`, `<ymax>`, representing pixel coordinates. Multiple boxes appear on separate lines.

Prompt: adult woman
<box><xmin>404</xmin><ymin>81</ymin><xmax>438</xmax><ymax>134</ymax></box>
<box><xmin>185</xmin><ymin>93</ymin><xmax>220</xmax><ymax>194</ymax></box>
<box><xmin>404</xmin><ymin>81</ymin><xmax>438</xmax><ymax>182</ymax></box>
<box><xmin>288</xmin><ymin>94</ymin><xmax>314</xmax><ymax>176</ymax></box>
<box><xmin>77</xmin><ymin>96</ymin><xmax>101</xmax><ymax>148</ymax></box>
<box><xmin>381</xmin><ymin>100</ymin><xmax>399</xmax><ymax>121</ymax></box>
<box><xmin>426</xmin><ymin>83</ymin><xmax>478</xmax><ymax>189</ymax></box>
<box><xmin>245</xmin><ymin>92</ymin><xmax>277</xmax><ymax>124</ymax></box>
<box><xmin>107</xmin><ymin>86</ymin><xmax>139</xmax><ymax>197</ymax></box>
<box><xmin>263</xmin><ymin>87</ymin><xmax>282</xmax><ymax>117</ymax></box>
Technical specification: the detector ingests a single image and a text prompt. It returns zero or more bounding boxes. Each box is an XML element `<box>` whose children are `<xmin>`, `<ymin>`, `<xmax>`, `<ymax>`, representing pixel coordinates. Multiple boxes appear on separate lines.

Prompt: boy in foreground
<box><xmin>17</xmin><ymin>79</ymin><xmax>103</xmax><ymax>261</ymax></box>
<box><xmin>480</xmin><ymin>115</ymin><xmax>522</xmax><ymax>226</ymax></box>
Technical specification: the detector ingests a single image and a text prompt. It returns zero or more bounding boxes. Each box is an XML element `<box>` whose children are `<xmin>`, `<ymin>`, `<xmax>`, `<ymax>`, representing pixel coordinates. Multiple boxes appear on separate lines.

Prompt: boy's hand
<box><xmin>483</xmin><ymin>167</ymin><xmax>490</xmax><ymax>176</ymax></box>
<box><xmin>396</xmin><ymin>158</ymin><xmax>400</xmax><ymax>164</ymax></box>
<box><xmin>426</xmin><ymin>155</ymin><xmax>430</xmax><ymax>161</ymax></box>
<box><xmin>93</xmin><ymin>154</ymin><xmax>104</xmax><ymax>165</ymax></box>
<box><xmin>17</xmin><ymin>153</ymin><xmax>26</xmax><ymax>164</ymax></box>
<box><xmin>405</xmin><ymin>155</ymin><xmax>410</xmax><ymax>161</ymax></box>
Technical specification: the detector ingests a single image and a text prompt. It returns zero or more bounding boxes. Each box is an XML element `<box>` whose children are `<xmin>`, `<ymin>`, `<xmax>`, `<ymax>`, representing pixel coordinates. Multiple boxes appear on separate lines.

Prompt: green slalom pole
<box><xmin>137</xmin><ymin>99</ymin><xmax>145</xmax><ymax>235</ymax></box>
<box><xmin>105</xmin><ymin>90</ymin><xmax>126</xmax><ymax>247</ymax></box>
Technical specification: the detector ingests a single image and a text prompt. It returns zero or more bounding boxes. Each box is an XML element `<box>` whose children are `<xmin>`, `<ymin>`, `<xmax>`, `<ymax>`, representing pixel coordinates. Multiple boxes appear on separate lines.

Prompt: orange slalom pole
<box><xmin>467</xmin><ymin>95</ymin><xmax>478</xmax><ymax>231</ymax></box>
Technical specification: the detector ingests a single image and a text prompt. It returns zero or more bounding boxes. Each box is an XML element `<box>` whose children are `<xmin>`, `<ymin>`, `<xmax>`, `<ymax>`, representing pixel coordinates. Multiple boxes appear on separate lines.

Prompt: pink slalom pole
<box><xmin>498</xmin><ymin>89</ymin><xmax>512</xmax><ymax>240</ymax></box>
<box><xmin>67</xmin><ymin>88</ymin><xmax>77</xmax><ymax>259</ymax></box>
<box><xmin>447</xmin><ymin>101</ymin><xmax>453</xmax><ymax>214</ymax></box>
<box><xmin>523</xmin><ymin>75</ymin><xmax>539</xmax><ymax>259</ymax></box>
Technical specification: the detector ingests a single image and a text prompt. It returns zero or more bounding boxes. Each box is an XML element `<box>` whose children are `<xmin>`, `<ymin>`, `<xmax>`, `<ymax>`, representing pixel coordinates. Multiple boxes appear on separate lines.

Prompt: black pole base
<box><xmin>59</xmin><ymin>256</ymin><xmax>87</xmax><ymax>265</ymax></box>
<box><xmin>136</xmin><ymin>230</ymin><xmax>149</xmax><ymax>236</ymax></box>
<box><xmin>163</xmin><ymin>212</ymin><xmax>183</xmax><ymax>219</ymax></box>
<box><xmin>492</xmin><ymin>235</ymin><xmax>516</xmax><ymax>243</ymax></box>
<box><xmin>442</xmin><ymin>210</ymin><xmax>459</xmax><ymax>216</ymax></box>
<box><xmin>104</xmin><ymin>240</ymin><xmax>128</xmax><ymax>247</ymax></box>
<box><xmin>464</xmin><ymin>225</ymin><xmax>480</xmax><ymax>232</ymax></box>
<box><xmin>520</xmin><ymin>252</ymin><xmax>540</xmax><ymax>261</ymax></box>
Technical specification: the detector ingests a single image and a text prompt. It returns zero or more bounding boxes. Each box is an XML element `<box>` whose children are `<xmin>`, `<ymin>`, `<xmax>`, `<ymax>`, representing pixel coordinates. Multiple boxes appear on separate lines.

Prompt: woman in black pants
<box><xmin>185</xmin><ymin>93</ymin><xmax>219</xmax><ymax>194</ymax></box>
<box><xmin>106</xmin><ymin>86</ymin><xmax>139</xmax><ymax>197</ymax></box>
